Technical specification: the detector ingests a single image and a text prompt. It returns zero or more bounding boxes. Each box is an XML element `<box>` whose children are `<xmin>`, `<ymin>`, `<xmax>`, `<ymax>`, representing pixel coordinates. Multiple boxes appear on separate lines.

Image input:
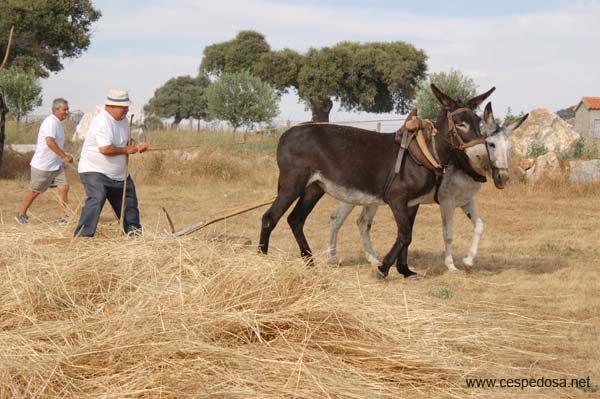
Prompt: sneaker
<box><xmin>126</xmin><ymin>227</ymin><xmax>143</xmax><ymax>238</ymax></box>
<box><xmin>15</xmin><ymin>213</ymin><xmax>29</xmax><ymax>224</ymax></box>
<box><xmin>57</xmin><ymin>215</ymin><xmax>69</xmax><ymax>226</ymax></box>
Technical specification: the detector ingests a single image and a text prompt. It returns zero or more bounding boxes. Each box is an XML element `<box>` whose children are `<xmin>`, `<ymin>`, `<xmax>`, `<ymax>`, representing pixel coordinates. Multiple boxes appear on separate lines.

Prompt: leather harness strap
<box><xmin>382</xmin><ymin>110</ymin><xmax>488</xmax><ymax>201</ymax></box>
<box><xmin>395</xmin><ymin>126</ymin><xmax>412</xmax><ymax>173</ymax></box>
<box><xmin>415</xmin><ymin>129</ymin><xmax>442</xmax><ymax>172</ymax></box>
<box><xmin>383</xmin><ymin>117</ymin><xmax>441</xmax><ymax>200</ymax></box>
<box><xmin>383</xmin><ymin>128</ymin><xmax>413</xmax><ymax>199</ymax></box>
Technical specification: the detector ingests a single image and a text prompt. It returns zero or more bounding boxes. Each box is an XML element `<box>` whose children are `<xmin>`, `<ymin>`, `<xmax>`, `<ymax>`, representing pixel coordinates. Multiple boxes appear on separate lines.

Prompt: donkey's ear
<box><xmin>482</xmin><ymin>102</ymin><xmax>499</xmax><ymax>136</ymax></box>
<box><xmin>431</xmin><ymin>83</ymin><xmax>459</xmax><ymax>109</ymax></box>
<box><xmin>466</xmin><ymin>86</ymin><xmax>496</xmax><ymax>110</ymax></box>
<box><xmin>505</xmin><ymin>113</ymin><xmax>529</xmax><ymax>133</ymax></box>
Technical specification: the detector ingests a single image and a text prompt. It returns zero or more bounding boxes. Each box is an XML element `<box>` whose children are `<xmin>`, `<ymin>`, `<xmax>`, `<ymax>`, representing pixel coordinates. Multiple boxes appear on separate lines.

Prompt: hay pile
<box><xmin>0</xmin><ymin>225</ymin><xmax>574</xmax><ymax>398</ymax></box>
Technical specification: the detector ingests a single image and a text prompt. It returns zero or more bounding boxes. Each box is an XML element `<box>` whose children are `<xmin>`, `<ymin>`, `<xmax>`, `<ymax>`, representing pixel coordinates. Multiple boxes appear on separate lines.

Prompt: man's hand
<box><xmin>62</xmin><ymin>154</ymin><xmax>74</xmax><ymax>164</ymax></box>
<box><xmin>136</xmin><ymin>142</ymin><xmax>149</xmax><ymax>153</ymax></box>
<box><xmin>125</xmin><ymin>145</ymin><xmax>139</xmax><ymax>155</ymax></box>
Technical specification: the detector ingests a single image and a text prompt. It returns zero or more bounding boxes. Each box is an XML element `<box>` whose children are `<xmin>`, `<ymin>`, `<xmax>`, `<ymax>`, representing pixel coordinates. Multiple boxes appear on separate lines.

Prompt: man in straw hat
<box><xmin>74</xmin><ymin>89</ymin><xmax>148</xmax><ymax>237</ymax></box>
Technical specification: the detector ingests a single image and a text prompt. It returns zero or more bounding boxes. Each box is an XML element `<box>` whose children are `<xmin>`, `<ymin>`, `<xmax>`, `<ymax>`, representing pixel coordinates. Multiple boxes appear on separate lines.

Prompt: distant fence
<box><xmin>147</xmin><ymin>118</ymin><xmax>408</xmax><ymax>153</ymax></box>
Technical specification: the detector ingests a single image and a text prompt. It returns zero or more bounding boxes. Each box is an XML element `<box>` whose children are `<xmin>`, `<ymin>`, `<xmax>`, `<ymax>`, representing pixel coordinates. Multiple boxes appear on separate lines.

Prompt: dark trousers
<box><xmin>74</xmin><ymin>172</ymin><xmax>142</xmax><ymax>237</ymax></box>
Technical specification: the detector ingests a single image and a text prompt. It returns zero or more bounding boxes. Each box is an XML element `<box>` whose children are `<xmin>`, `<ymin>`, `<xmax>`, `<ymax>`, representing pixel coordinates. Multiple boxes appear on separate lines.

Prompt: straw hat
<box><xmin>104</xmin><ymin>89</ymin><xmax>131</xmax><ymax>107</ymax></box>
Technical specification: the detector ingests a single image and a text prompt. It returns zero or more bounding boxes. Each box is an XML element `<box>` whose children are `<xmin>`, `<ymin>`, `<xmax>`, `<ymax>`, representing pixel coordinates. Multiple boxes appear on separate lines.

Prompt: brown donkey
<box><xmin>259</xmin><ymin>84</ymin><xmax>495</xmax><ymax>279</ymax></box>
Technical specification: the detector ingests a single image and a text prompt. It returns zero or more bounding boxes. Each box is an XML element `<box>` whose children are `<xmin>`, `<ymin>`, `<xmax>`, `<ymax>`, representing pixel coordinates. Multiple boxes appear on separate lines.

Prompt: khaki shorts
<box><xmin>29</xmin><ymin>166</ymin><xmax>68</xmax><ymax>193</ymax></box>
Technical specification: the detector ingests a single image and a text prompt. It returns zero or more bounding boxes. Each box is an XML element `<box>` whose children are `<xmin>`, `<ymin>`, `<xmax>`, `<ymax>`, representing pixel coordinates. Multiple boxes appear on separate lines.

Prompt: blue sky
<box><xmin>37</xmin><ymin>0</ymin><xmax>600</xmax><ymax>126</ymax></box>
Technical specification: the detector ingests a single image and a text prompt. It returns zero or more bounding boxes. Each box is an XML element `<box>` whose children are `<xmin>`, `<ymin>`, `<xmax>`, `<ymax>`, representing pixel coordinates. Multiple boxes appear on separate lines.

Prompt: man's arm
<box><xmin>45</xmin><ymin>136</ymin><xmax>73</xmax><ymax>163</ymax></box>
<box><xmin>99</xmin><ymin>144</ymin><xmax>139</xmax><ymax>156</ymax></box>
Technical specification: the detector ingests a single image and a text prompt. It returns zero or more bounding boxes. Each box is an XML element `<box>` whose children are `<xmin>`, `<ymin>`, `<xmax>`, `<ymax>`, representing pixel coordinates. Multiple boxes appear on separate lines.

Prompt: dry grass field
<box><xmin>1</xmin><ymin>143</ymin><xmax>599</xmax><ymax>398</ymax></box>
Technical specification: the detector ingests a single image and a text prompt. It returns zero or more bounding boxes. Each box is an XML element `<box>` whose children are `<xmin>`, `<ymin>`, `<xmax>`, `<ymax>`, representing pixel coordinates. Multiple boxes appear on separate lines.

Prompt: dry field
<box><xmin>0</xmin><ymin>146</ymin><xmax>599</xmax><ymax>398</ymax></box>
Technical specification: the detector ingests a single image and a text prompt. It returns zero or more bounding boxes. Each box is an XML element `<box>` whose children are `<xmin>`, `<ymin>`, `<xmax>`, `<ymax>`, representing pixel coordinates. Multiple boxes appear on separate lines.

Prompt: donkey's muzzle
<box><xmin>492</xmin><ymin>167</ymin><xmax>509</xmax><ymax>189</ymax></box>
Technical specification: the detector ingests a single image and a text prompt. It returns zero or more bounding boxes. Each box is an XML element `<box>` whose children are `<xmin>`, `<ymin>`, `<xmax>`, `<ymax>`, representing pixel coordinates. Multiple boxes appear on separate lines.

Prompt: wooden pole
<box><xmin>163</xmin><ymin>196</ymin><xmax>276</xmax><ymax>237</ymax></box>
<box><xmin>119</xmin><ymin>114</ymin><xmax>134</xmax><ymax>234</ymax></box>
<box><xmin>0</xmin><ymin>27</ymin><xmax>14</xmax><ymax>70</ymax></box>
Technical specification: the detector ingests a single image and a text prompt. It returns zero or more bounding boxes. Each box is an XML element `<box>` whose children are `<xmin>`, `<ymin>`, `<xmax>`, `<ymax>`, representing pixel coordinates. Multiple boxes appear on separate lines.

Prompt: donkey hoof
<box><xmin>376</xmin><ymin>266</ymin><xmax>388</xmax><ymax>280</ymax></box>
<box><xmin>462</xmin><ymin>257</ymin><xmax>474</xmax><ymax>267</ymax></box>
<box><xmin>396</xmin><ymin>264</ymin><xmax>417</xmax><ymax>279</ymax></box>
<box><xmin>328</xmin><ymin>256</ymin><xmax>342</xmax><ymax>267</ymax></box>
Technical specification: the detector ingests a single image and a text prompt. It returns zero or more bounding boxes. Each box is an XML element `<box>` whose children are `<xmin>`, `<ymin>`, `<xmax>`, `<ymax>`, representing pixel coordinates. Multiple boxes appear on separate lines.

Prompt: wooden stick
<box><xmin>166</xmin><ymin>196</ymin><xmax>276</xmax><ymax>237</ymax></box>
<box><xmin>119</xmin><ymin>114</ymin><xmax>134</xmax><ymax>234</ymax></box>
<box><xmin>0</xmin><ymin>27</ymin><xmax>14</xmax><ymax>71</ymax></box>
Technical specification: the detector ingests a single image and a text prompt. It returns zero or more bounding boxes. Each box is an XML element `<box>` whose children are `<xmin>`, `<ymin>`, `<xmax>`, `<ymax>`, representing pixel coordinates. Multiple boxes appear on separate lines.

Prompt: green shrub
<box><xmin>527</xmin><ymin>143</ymin><xmax>548</xmax><ymax>158</ymax></box>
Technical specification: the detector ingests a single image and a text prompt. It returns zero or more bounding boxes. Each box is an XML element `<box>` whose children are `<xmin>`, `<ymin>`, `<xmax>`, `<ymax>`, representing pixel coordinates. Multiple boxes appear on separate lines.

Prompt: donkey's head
<box><xmin>431</xmin><ymin>83</ymin><xmax>496</xmax><ymax>182</ymax></box>
<box><xmin>482</xmin><ymin>102</ymin><xmax>528</xmax><ymax>189</ymax></box>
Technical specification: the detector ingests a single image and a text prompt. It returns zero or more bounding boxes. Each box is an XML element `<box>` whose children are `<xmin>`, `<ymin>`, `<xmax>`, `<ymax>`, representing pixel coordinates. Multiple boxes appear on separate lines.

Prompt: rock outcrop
<box><xmin>511</xmin><ymin>108</ymin><xmax>581</xmax><ymax>157</ymax></box>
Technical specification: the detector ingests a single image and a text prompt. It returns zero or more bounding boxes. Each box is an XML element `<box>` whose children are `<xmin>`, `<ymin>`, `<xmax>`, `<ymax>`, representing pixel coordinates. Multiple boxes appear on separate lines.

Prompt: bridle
<box><xmin>443</xmin><ymin>107</ymin><xmax>490</xmax><ymax>182</ymax></box>
<box><xmin>445</xmin><ymin>107</ymin><xmax>487</xmax><ymax>151</ymax></box>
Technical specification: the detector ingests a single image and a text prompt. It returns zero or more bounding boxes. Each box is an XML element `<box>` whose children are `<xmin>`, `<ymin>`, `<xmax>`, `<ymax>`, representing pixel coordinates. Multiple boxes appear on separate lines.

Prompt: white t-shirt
<box><xmin>30</xmin><ymin>115</ymin><xmax>65</xmax><ymax>171</ymax></box>
<box><xmin>78</xmin><ymin>109</ymin><xmax>129</xmax><ymax>180</ymax></box>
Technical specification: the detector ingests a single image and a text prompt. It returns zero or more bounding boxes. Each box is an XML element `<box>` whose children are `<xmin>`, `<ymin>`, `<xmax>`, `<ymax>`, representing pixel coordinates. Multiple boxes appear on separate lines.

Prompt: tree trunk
<box><xmin>0</xmin><ymin>94</ymin><xmax>7</xmax><ymax>171</ymax></box>
<box><xmin>171</xmin><ymin>113</ymin><xmax>182</xmax><ymax>129</ymax></box>
<box><xmin>309</xmin><ymin>98</ymin><xmax>333</xmax><ymax>122</ymax></box>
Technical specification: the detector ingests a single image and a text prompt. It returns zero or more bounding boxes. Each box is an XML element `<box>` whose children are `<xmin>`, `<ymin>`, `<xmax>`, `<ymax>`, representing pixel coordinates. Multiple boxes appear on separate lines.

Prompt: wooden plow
<box><xmin>161</xmin><ymin>196</ymin><xmax>276</xmax><ymax>238</ymax></box>
<box><xmin>32</xmin><ymin>197</ymin><xmax>275</xmax><ymax>246</ymax></box>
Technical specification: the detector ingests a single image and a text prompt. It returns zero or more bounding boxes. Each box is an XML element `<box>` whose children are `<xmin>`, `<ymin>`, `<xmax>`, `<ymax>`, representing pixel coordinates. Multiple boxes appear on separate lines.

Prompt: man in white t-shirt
<box><xmin>74</xmin><ymin>89</ymin><xmax>148</xmax><ymax>237</ymax></box>
<box><xmin>16</xmin><ymin>98</ymin><xmax>74</xmax><ymax>225</ymax></box>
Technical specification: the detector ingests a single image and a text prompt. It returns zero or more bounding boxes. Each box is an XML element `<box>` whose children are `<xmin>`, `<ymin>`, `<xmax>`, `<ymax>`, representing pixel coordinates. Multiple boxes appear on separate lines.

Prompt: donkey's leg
<box><xmin>287</xmin><ymin>183</ymin><xmax>325</xmax><ymax>265</ymax></box>
<box><xmin>440</xmin><ymin>200</ymin><xmax>459</xmax><ymax>272</ymax></box>
<box><xmin>376</xmin><ymin>200</ymin><xmax>416</xmax><ymax>280</ymax></box>
<box><xmin>328</xmin><ymin>202</ymin><xmax>354</xmax><ymax>265</ymax></box>
<box><xmin>461</xmin><ymin>199</ymin><xmax>484</xmax><ymax>267</ymax></box>
<box><xmin>356</xmin><ymin>205</ymin><xmax>381</xmax><ymax>267</ymax></box>
<box><xmin>259</xmin><ymin>177</ymin><xmax>305</xmax><ymax>255</ymax></box>
<box><xmin>396</xmin><ymin>205</ymin><xmax>419</xmax><ymax>277</ymax></box>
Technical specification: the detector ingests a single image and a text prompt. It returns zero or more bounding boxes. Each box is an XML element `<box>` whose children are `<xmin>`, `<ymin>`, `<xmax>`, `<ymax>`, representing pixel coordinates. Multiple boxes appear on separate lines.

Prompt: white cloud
<box><xmin>41</xmin><ymin>54</ymin><xmax>199</xmax><ymax>116</ymax></box>
<box><xmin>37</xmin><ymin>0</ymin><xmax>600</xmax><ymax>121</ymax></box>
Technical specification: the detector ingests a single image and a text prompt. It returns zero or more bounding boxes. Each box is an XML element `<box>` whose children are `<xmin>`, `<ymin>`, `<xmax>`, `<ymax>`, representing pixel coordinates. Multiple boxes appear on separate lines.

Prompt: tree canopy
<box><xmin>201</xmin><ymin>31</ymin><xmax>271</xmax><ymax>77</ymax></box>
<box><xmin>144</xmin><ymin>75</ymin><xmax>211</xmax><ymax>128</ymax></box>
<box><xmin>206</xmin><ymin>71</ymin><xmax>279</xmax><ymax>132</ymax></box>
<box><xmin>414</xmin><ymin>69</ymin><xmax>479</xmax><ymax>120</ymax></box>
<box><xmin>201</xmin><ymin>31</ymin><xmax>428</xmax><ymax>122</ymax></box>
<box><xmin>0</xmin><ymin>0</ymin><xmax>101</xmax><ymax>77</ymax></box>
<box><xmin>0</xmin><ymin>68</ymin><xmax>42</xmax><ymax>123</ymax></box>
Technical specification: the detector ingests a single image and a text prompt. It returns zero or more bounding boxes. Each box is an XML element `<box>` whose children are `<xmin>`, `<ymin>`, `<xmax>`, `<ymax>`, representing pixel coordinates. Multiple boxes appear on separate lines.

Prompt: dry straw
<box><xmin>0</xmin><ymin>222</ymin><xmax>581</xmax><ymax>398</ymax></box>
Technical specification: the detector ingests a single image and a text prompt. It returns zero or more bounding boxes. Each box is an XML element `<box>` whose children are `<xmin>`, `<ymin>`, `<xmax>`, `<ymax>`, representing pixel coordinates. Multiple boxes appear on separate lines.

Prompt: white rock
<box><xmin>524</xmin><ymin>151</ymin><xmax>565</xmax><ymax>183</ymax></box>
<box><xmin>511</xmin><ymin>108</ymin><xmax>581</xmax><ymax>157</ymax></box>
<box><xmin>567</xmin><ymin>159</ymin><xmax>600</xmax><ymax>184</ymax></box>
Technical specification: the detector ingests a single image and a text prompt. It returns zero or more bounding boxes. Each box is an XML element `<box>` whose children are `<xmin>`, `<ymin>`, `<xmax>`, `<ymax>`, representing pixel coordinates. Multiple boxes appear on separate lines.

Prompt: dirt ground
<box><xmin>1</xmin><ymin>152</ymin><xmax>599</xmax><ymax>397</ymax></box>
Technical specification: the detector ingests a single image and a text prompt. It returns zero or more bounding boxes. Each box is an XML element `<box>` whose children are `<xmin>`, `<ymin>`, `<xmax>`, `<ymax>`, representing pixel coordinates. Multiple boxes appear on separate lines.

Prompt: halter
<box><xmin>445</xmin><ymin>107</ymin><xmax>487</xmax><ymax>150</ymax></box>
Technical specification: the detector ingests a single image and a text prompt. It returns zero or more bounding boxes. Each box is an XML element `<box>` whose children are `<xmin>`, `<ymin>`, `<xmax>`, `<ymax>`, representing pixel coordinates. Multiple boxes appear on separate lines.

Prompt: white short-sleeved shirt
<box><xmin>78</xmin><ymin>109</ymin><xmax>129</xmax><ymax>180</ymax></box>
<box><xmin>30</xmin><ymin>115</ymin><xmax>65</xmax><ymax>171</ymax></box>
